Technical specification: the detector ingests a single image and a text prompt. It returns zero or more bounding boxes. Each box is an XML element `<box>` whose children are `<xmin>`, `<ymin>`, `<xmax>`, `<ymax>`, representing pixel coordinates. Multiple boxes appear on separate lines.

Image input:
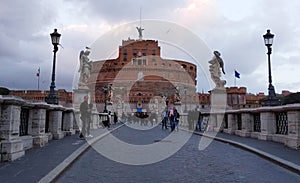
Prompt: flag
<box><xmin>36</xmin><ymin>68</ymin><xmax>40</xmax><ymax>77</ymax></box>
<box><xmin>234</xmin><ymin>70</ymin><xmax>240</xmax><ymax>78</ymax></box>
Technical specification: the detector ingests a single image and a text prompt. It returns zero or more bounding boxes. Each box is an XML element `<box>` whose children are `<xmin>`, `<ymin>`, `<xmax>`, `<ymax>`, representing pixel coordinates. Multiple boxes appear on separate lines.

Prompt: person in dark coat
<box><xmin>79</xmin><ymin>95</ymin><xmax>90</xmax><ymax>138</ymax></box>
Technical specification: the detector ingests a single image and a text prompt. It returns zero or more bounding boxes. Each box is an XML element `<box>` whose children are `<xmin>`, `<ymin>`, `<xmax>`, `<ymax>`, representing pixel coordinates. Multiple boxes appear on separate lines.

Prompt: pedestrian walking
<box><xmin>79</xmin><ymin>95</ymin><xmax>92</xmax><ymax>138</ymax></box>
<box><xmin>161</xmin><ymin>108</ymin><xmax>168</xmax><ymax>130</ymax></box>
<box><xmin>169</xmin><ymin>107</ymin><xmax>175</xmax><ymax>132</ymax></box>
<box><xmin>174</xmin><ymin>108</ymin><xmax>180</xmax><ymax>131</ymax></box>
<box><xmin>113</xmin><ymin>112</ymin><xmax>118</xmax><ymax>124</ymax></box>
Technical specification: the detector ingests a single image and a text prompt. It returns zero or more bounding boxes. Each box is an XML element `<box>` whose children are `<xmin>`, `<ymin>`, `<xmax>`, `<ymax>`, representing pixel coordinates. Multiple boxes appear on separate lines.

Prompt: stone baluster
<box><xmin>286</xmin><ymin>105</ymin><xmax>300</xmax><ymax>149</ymax></box>
<box><xmin>0</xmin><ymin>97</ymin><xmax>25</xmax><ymax>161</ymax></box>
<box><xmin>226</xmin><ymin>113</ymin><xmax>236</xmax><ymax>134</ymax></box>
<box><xmin>48</xmin><ymin>106</ymin><xmax>64</xmax><ymax>139</ymax></box>
<box><xmin>240</xmin><ymin>111</ymin><xmax>252</xmax><ymax>137</ymax></box>
<box><xmin>258</xmin><ymin>108</ymin><xmax>276</xmax><ymax>141</ymax></box>
<box><xmin>29</xmin><ymin>104</ymin><xmax>49</xmax><ymax>146</ymax></box>
<box><xmin>62</xmin><ymin>109</ymin><xmax>75</xmax><ymax>136</ymax></box>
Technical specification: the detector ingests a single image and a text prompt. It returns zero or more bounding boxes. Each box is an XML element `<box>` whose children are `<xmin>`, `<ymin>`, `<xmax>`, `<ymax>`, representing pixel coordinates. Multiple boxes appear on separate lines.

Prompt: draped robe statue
<box><xmin>209</xmin><ymin>51</ymin><xmax>226</xmax><ymax>89</ymax></box>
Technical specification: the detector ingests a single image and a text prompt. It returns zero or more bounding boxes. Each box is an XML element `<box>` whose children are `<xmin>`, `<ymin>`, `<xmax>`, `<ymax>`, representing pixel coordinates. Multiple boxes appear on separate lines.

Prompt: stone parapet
<box><xmin>214</xmin><ymin>103</ymin><xmax>300</xmax><ymax>149</ymax></box>
<box><xmin>0</xmin><ymin>95</ymin><xmax>77</xmax><ymax>161</ymax></box>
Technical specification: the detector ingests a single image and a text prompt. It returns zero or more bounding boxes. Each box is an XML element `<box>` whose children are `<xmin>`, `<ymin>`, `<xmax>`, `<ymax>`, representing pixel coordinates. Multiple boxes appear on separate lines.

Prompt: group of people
<box><xmin>161</xmin><ymin>107</ymin><xmax>180</xmax><ymax>132</ymax></box>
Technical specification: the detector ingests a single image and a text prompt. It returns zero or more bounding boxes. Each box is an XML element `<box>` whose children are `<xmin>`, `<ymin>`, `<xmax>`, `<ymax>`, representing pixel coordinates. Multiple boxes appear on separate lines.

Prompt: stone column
<box><xmin>286</xmin><ymin>109</ymin><xmax>300</xmax><ymax>149</ymax></box>
<box><xmin>225</xmin><ymin>113</ymin><xmax>236</xmax><ymax>134</ymax></box>
<box><xmin>29</xmin><ymin>104</ymin><xmax>49</xmax><ymax>147</ymax></box>
<box><xmin>0</xmin><ymin>98</ymin><xmax>25</xmax><ymax>161</ymax></box>
<box><xmin>48</xmin><ymin>107</ymin><xmax>64</xmax><ymax>139</ymax></box>
<box><xmin>258</xmin><ymin>108</ymin><xmax>276</xmax><ymax>140</ymax></box>
<box><xmin>240</xmin><ymin>112</ymin><xmax>252</xmax><ymax>137</ymax></box>
<box><xmin>62</xmin><ymin>109</ymin><xmax>75</xmax><ymax>136</ymax></box>
<box><xmin>210</xmin><ymin>88</ymin><xmax>227</xmax><ymax>132</ymax></box>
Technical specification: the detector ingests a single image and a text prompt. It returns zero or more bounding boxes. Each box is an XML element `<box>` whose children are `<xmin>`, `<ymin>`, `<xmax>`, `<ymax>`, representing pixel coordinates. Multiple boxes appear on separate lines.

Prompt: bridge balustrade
<box><xmin>0</xmin><ymin>96</ymin><xmax>76</xmax><ymax>162</ymax></box>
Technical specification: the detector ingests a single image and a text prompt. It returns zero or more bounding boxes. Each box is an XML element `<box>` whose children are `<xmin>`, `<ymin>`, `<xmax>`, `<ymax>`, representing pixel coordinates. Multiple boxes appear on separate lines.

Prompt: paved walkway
<box><xmin>0</xmin><ymin>124</ymin><xmax>299</xmax><ymax>183</ymax></box>
<box><xmin>191</xmin><ymin>130</ymin><xmax>300</xmax><ymax>174</ymax></box>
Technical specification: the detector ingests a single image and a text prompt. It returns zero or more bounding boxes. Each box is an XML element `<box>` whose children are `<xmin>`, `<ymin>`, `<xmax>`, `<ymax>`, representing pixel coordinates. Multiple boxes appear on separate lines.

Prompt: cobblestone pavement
<box><xmin>0</xmin><ymin>124</ymin><xmax>121</xmax><ymax>183</ymax></box>
<box><xmin>57</xmin><ymin>125</ymin><xmax>300</xmax><ymax>183</ymax></box>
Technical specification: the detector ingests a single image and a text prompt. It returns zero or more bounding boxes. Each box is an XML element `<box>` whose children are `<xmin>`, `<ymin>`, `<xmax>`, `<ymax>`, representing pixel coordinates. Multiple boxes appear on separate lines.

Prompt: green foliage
<box><xmin>0</xmin><ymin>87</ymin><xmax>10</xmax><ymax>95</ymax></box>
<box><xmin>282</xmin><ymin>92</ymin><xmax>300</xmax><ymax>105</ymax></box>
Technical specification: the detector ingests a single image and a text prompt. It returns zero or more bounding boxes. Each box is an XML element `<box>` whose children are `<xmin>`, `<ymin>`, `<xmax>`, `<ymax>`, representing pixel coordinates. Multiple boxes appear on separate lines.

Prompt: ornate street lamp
<box><xmin>46</xmin><ymin>29</ymin><xmax>61</xmax><ymax>104</ymax></box>
<box><xmin>263</xmin><ymin>29</ymin><xmax>280</xmax><ymax>106</ymax></box>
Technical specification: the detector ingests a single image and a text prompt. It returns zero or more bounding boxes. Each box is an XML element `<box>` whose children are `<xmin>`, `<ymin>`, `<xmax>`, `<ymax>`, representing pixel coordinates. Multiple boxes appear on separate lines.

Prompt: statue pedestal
<box><xmin>174</xmin><ymin>103</ymin><xmax>182</xmax><ymax>113</ymax></box>
<box><xmin>209</xmin><ymin>88</ymin><xmax>227</xmax><ymax>132</ymax></box>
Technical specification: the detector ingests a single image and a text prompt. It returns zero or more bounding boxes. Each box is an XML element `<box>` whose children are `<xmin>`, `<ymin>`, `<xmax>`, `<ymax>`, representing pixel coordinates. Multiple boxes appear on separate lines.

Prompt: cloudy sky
<box><xmin>1</xmin><ymin>0</ymin><xmax>300</xmax><ymax>94</ymax></box>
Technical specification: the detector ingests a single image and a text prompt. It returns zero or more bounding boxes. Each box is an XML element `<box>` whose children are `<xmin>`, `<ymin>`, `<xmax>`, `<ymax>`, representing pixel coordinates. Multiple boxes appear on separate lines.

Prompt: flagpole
<box><xmin>234</xmin><ymin>76</ymin><xmax>236</xmax><ymax>86</ymax></box>
<box><xmin>37</xmin><ymin>67</ymin><xmax>40</xmax><ymax>90</ymax></box>
<box><xmin>38</xmin><ymin>74</ymin><xmax>40</xmax><ymax>90</ymax></box>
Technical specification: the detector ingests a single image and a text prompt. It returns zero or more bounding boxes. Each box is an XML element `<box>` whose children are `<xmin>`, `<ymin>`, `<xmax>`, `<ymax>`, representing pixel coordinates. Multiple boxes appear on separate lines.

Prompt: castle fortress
<box><xmin>87</xmin><ymin>38</ymin><xmax>199</xmax><ymax>113</ymax></box>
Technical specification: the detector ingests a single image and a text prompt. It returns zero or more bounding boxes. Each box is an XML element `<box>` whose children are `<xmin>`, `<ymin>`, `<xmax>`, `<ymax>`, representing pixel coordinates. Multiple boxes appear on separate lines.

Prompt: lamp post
<box><xmin>103</xmin><ymin>85</ymin><xmax>108</xmax><ymax>112</ymax></box>
<box><xmin>263</xmin><ymin>29</ymin><xmax>280</xmax><ymax>106</ymax></box>
<box><xmin>46</xmin><ymin>28</ymin><xmax>61</xmax><ymax>105</ymax></box>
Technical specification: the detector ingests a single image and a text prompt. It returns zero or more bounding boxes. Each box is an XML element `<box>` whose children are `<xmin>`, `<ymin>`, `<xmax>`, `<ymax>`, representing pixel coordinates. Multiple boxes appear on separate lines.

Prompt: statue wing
<box><xmin>217</xmin><ymin>57</ymin><xmax>226</xmax><ymax>75</ymax></box>
<box><xmin>78</xmin><ymin>50</ymin><xmax>84</xmax><ymax>72</ymax></box>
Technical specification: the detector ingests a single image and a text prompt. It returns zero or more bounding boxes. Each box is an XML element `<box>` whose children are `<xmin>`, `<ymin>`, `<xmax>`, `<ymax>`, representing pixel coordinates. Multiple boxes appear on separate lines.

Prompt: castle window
<box><xmin>133</xmin><ymin>49</ymin><xmax>137</xmax><ymax>56</ymax></box>
<box><xmin>123</xmin><ymin>49</ymin><xmax>127</xmax><ymax>55</ymax></box>
<box><xmin>152</xmin><ymin>49</ymin><xmax>156</xmax><ymax>56</ymax></box>
<box><xmin>142</xmin><ymin>49</ymin><xmax>147</xmax><ymax>56</ymax></box>
<box><xmin>138</xmin><ymin>59</ymin><xmax>142</xmax><ymax>65</ymax></box>
<box><xmin>190</xmin><ymin>66</ymin><xmax>193</xmax><ymax>70</ymax></box>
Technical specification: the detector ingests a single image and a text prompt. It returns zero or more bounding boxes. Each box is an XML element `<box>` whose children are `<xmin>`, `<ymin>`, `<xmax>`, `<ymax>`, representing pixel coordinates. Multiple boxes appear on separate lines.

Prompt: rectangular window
<box><xmin>142</xmin><ymin>49</ymin><xmax>147</xmax><ymax>56</ymax></box>
<box><xmin>152</xmin><ymin>49</ymin><xmax>156</xmax><ymax>56</ymax></box>
<box><xmin>138</xmin><ymin>59</ymin><xmax>142</xmax><ymax>65</ymax></box>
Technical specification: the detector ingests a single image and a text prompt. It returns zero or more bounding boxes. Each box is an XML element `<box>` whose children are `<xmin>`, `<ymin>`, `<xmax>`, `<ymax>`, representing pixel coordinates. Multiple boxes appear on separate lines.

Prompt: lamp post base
<box><xmin>262</xmin><ymin>84</ymin><xmax>281</xmax><ymax>106</ymax></box>
<box><xmin>45</xmin><ymin>94</ymin><xmax>59</xmax><ymax>105</ymax></box>
<box><xmin>263</xmin><ymin>97</ymin><xmax>281</xmax><ymax>106</ymax></box>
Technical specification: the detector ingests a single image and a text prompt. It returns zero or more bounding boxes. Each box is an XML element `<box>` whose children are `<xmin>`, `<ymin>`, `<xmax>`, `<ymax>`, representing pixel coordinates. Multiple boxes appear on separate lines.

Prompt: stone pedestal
<box><xmin>225</xmin><ymin>113</ymin><xmax>236</xmax><ymax>134</ymax></box>
<box><xmin>29</xmin><ymin>107</ymin><xmax>48</xmax><ymax>146</ymax></box>
<box><xmin>62</xmin><ymin>110</ymin><xmax>75</xmax><ymax>136</ymax></box>
<box><xmin>286</xmin><ymin>110</ymin><xmax>300</xmax><ymax>149</ymax></box>
<box><xmin>258</xmin><ymin>110</ymin><xmax>276</xmax><ymax>140</ymax></box>
<box><xmin>210</xmin><ymin>88</ymin><xmax>227</xmax><ymax>132</ymax></box>
<box><xmin>0</xmin><ymin>100</ymin><xmax>25</xmax><ymax>161</ymax></box>
<box><xmin>239</xmin><ymin>113</ymin><xmax>252</xmax><ymax>137</ymax></box>
<box><xmin>1</xmin><ymin>139</ymin><xmax>25</xmax><ymax>161</ymax></box>
<box><xmin>48</xmin><ymin>110</ymin><xmax>64</xmax><ymax>139</ymax></box>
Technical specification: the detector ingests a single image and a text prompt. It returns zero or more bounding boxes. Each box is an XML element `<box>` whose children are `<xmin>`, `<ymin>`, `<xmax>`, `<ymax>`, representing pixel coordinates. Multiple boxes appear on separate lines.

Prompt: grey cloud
<box><xmin>64</xmin><ymin>0</ymin><xmax>185</xmax><ymax>22</ymax></box>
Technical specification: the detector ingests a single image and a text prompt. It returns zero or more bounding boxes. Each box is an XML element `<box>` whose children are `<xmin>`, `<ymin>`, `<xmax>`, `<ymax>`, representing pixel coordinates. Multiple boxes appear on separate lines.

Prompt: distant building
<box><xmin>9</xmin><ymin>89</ymin><xmax>73</xmax><ymax>107</ymax></box>
<box><xmin>88</xmin><ymin>38</ymin><xmax>198</xmax><ymax>113</ymax></box>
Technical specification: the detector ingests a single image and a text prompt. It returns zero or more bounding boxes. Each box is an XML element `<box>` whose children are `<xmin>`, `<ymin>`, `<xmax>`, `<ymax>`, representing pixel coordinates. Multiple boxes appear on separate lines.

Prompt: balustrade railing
<box><xmin>237</xmin><ymin>113</ymin><xmax>242</xmax><ymax>130</ymax></box>
<box><xmin>19</xmin><ymin>108</ymin><xmax>29</xmax><ymax>136</ymax></box>
<box><xmin>275</xmin><ymin>112</ymin><xmax>288</xmax><ymax>135</ymax></box>
<box><xmin>253</xmin><ymin>113</ymin><xmax>261</xmax><ymax>132</ymax></box>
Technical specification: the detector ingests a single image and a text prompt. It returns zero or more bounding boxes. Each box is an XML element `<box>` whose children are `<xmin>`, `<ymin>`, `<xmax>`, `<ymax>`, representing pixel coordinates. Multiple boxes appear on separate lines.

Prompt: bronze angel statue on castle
<box><xmin>78</xmin><ymin>47</ymin><xmax>93</xmax><ymax>88</ymax></box>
